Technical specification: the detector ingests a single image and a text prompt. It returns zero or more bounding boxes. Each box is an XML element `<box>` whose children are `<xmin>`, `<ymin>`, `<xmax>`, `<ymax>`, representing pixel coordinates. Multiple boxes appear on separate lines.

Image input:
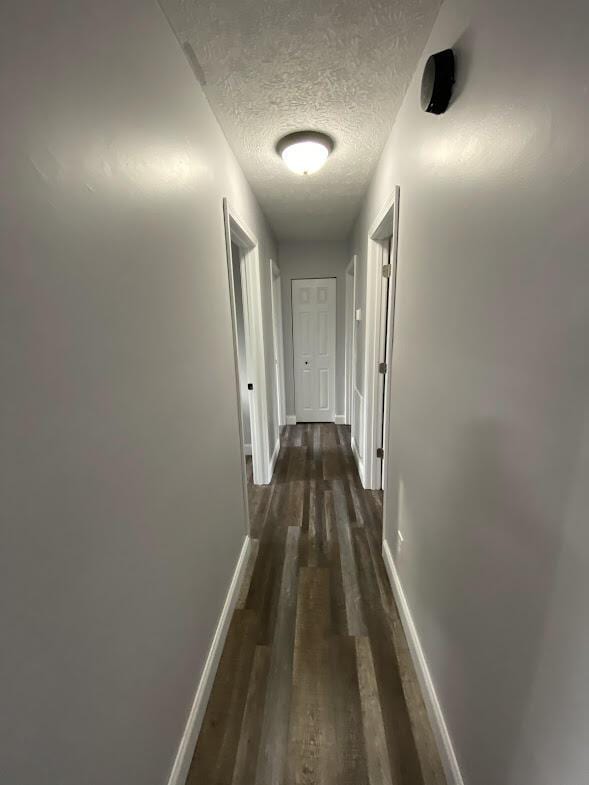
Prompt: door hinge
<box><xmin>382</xmin><ymin>263</ymin><xmax>392</xmax><ymax>278</ymax></box>
<box><xmin>378</xmin><ymin>362</ymin><xmax>387</xmax><ymax>374</ymax></box>
<box><xmin>376</xmin><ymin>447</ymin><xmax>384</xmax><ymax>459</ymax></box>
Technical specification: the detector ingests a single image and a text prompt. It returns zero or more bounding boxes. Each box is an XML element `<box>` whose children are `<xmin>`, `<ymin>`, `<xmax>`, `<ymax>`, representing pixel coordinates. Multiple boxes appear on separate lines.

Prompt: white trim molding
<box><xmin>351</xmin><ymin>436</ymin><xmax>365</xmax><ymax>486</ymax></box>
<box><xmin>344</xmin><ymin>255</ymin><xmax>357</xmax><ymax>427</ymax></box>
<box><xmin>286</xmin><ymin>414</ymin><xmax>297</xmax><ymax>425</ymax></box>
<box><xmin>268</xmin><ymin>437</ymin><xmax>280</xmax><ymax>482</ymax></box>
<box><xmin>351</xmin><ymin>384</ymin><xmax>365</xmax><ymax>481</ymax></box>
<box><xmin>334</xmin><ymin>414</ymin><xmax>346</xmax><ymax>425</ymax></box>
<box><xmin>382</xmin><ymin>540</ymin><xmax>464</xmax><ymax>785</ymax></box>
<box><xmin>269</xmin><ymin>259</ymin><xmax>287</xmax><ymax>429</ymax></box>
<box><xmin>167</xmin><ymin>536</ymin><xmax>253</xmax><ymax>785</ymax></box>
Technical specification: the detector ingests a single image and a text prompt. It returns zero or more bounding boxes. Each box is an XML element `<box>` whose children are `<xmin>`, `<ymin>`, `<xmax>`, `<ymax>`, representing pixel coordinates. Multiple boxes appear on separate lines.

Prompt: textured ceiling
<box><xmin>161</xmin><ymin>0</ymin><xmax>440</xmax><ymax>240</ymax></box>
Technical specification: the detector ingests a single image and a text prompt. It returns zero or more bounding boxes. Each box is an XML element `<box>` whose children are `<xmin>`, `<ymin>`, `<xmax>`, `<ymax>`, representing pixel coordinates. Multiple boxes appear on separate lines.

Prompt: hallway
<box><xmin>3</xmin><ymin>0</ymin><xmax>588</xmax><ymax>781</ymax></box>
<box><xmin>187</xmin><ymin>424</ymin><xmax>446</xmax><ymax>785</ymax></box>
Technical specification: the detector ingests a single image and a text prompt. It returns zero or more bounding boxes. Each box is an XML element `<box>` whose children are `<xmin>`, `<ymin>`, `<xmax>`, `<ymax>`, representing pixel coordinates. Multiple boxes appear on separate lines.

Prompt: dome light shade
<box><xmin>276</xmin><ymin>131</ymin><xmax>334</xmax><ymax>175</ymax></box>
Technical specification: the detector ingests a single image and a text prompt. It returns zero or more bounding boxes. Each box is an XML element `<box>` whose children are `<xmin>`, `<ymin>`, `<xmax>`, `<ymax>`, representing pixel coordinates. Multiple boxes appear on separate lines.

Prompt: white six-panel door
<box><xmin>292</xmin><ymin>278</ymin><xmax>336</xmax><ymax>422</ymax></box>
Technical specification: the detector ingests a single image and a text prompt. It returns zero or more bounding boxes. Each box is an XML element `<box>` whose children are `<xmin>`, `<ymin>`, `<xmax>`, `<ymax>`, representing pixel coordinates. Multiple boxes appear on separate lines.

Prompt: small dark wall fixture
<box><xmin>421</xmin><ymin>49</ymin><xmax>455</xmax><ymax>114</ymax></box>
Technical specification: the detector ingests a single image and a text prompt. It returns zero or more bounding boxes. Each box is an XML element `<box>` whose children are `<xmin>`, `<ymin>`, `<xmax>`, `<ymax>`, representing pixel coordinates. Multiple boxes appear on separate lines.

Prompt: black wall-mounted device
<box><xmin>421</xmin><ymin>49</ymin><xmax>455</xmax><ymax>114</ymax></box>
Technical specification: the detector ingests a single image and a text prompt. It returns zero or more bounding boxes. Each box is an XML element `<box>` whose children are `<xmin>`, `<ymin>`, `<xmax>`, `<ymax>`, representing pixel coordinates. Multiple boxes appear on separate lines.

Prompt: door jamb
<box><xmin>344</xmin><ymin>256</ymin><xmax>357</xmax><ymax>426</ymax></box>
<box><xmin>362</xmin><ymin>185</ymin><xmax>400</xmax><ymax>490</ymax></box>
<box><xmin>223</xmin><ymin>199</ymin><xmax>271</xmax><ymax>492</ymax></box>
<box><xmin>269</xmin><ymin>260</ymin><xmax>287</xmax><ymax>430</ymax></box>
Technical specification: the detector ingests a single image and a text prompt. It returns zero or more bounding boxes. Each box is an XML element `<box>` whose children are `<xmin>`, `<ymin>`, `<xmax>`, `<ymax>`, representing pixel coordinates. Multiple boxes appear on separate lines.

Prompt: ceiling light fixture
<box><xmin>276</xmin><ymin>131</ymin><xmax>334</xmax><ymax>175</ymax></box>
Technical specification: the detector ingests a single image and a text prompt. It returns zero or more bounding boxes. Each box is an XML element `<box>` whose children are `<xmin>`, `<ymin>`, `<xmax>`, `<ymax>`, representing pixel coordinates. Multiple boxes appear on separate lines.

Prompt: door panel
<box><xmin>319</xmin><ymin>368</ymin><xmax>329</xmax><ymax>410</ymax></box>
<box><xmin>317</xmin><ymin>285</ymin><xmax>328</xmax><ymax>304</ymax></box>
<box><xmin>298</xmin><ymin>286</ymin><xmax>311</xmax><ymax>304</ymax></box>
<box><xmin>300</xmin><ymin>311</ymin><xmax>313</xmax><ymax>355</ymax></box>
<box><xmin>317</xmin><ymin>311</ymin><xmax>328</xmax><ymax>356</ymax></box>
<box><xmin>292</xmin><ymin>278</ymin><xmax>336</xmax><ymax>422</ymax></box>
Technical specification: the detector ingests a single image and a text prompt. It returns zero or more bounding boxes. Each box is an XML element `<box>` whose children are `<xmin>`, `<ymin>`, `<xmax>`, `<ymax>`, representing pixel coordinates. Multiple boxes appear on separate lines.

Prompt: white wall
<box><xmin>0</xmin><ymin>2</ymin><xmax>277</xmax><ymax>783</ymax></box>
<box><xmin>279</xmin><ymin>240</ymin><xmax>349</xmax><ymax>419</ymax></box>
<box><xmin>350</xmin><ymin>1</ymin><xmax>589</xmax><ymax>784</ymax></box>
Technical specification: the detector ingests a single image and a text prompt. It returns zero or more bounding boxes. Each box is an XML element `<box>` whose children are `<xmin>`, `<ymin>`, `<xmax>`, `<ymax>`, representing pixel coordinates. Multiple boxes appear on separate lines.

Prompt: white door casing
<box><xmin>292</xmin><ymin>278</ymin><xmax>336</xmax><ymax>423</ymax></box>
<box><xmin>344</xmin><ymin>255</ymin><xmax>357</xmax><ymax>427</ymax></box>
<box><xmin>223</xmin><ymin>199</ymin><xmax>271</xmax><ymax>491</ymax></box>
<box><xmin>270</xmin><ymin>260</ymin><xmax>286</xmax><ymax>429</ymax></box>
<box><xmin>376</xmin><ymin>237</ymin><xmax>396</xmax><ymax>489</ymax></box>
<box><xmin>362</xmin><ymin>185</ymin><xmax>400</xmax><ymax>490</ymax></box>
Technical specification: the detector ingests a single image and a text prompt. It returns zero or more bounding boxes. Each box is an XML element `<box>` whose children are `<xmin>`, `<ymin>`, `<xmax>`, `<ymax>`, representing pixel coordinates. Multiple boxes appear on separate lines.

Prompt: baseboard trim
<box><xmin>167</xmin><ymin>536</ymin><xmax>252</xmax><ymax>785</ymax></box>
<box><xmin>286</xmin><ymin>415</ymin><xmax>296</xmax><ymax>425</ymax></box>
<box><xmin>351</xmin><ymin>436</ymin><xmax>366</xmax><ymax>487</ymax></box>
<box><xmin>382</xmin><ymin>540</ymin><xmax>464</xmax><ymax>785</ymax></box>
<box><xmin>268</xmin><ymin>437</ymin><xmax>280</xmax><ymax>483</ymax></box>
<box><xmin>243</xmin><ymin>443</ymin><xmax>252</xmax><ymax>456</ymax></box>
<box><xmin>334</xmin><ymin>414</ymin><xmax>346</xmax><ymax>425</ymax></box>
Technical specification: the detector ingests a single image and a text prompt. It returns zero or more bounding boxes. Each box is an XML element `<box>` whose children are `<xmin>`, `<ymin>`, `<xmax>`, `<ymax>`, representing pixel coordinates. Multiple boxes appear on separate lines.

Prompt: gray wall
<box><xmin>350</xmin><ymin>0</ymin><xmax>589</xmax><ymax>783</ymax></box>
<box><xmin>279</xmin><ymin>240</ymin><xmax>350</xmax><ymax>419</ymax></box>
<box><xmin>0</xmin><ymin>2</ymin><xmax>276</xmax><ymax>784</ymax></box>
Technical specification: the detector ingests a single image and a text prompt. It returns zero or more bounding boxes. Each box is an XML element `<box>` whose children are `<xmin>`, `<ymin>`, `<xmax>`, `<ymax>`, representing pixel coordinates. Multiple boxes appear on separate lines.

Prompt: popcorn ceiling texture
<box><xmin>161</xmin><ymin>0</ymin><xmax>440</xmax><ymax>240</ymax></box>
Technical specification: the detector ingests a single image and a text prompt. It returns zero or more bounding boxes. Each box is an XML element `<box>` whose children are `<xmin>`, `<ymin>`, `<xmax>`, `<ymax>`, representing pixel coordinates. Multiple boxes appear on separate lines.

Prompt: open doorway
<box><xmin>223</xmin><ymin>199</ymin><xmax>271</xmax><ymax>494</ymax></box>
<box><xmin>362</xmin><ymin>185</ymin><xmax>400</xmax><ymax>491</ymax></box>
<box><xmin>376</xmin><ymin>235</ymin><xmax>395</xmax><ymax>489</ymax></box>
<box><xmin>231</xmin><ymin>242</ymin><xmax>253</xmax><ymax>458</ymax></box>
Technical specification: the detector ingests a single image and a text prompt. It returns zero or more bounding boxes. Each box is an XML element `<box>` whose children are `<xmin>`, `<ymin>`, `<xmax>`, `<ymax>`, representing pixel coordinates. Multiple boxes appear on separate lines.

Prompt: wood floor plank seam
<box><xmin>332</xmin><ymin>477</ymin><xmax>368</xmax><ymax>637</ymax></box>
<box><xmin>254</xmin><ymin>526</ymin><xmax>300</xmax><ymax>785</ymax></box>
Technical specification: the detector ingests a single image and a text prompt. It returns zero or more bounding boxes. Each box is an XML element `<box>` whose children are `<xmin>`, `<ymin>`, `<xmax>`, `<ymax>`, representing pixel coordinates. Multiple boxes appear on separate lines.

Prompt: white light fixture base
<box><xmin>276</xmin><ymin>131</ymin><xmax>334</xmax><ymax>175</ymax></box>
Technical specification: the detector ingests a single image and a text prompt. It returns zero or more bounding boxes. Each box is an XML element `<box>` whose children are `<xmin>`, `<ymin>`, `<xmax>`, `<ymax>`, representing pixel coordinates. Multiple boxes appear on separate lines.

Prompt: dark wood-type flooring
<box><xmin>187</xmin><ymin>424</ymin><xmax>447</xmax><ymax>785</ymax></box>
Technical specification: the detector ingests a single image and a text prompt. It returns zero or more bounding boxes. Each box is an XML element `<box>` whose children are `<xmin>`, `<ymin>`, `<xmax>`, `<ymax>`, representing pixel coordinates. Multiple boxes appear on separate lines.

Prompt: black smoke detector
<box><xmin>421</xmin><ymin>49</ymin><xmax>455</xmax><ymax>114</ymax></box>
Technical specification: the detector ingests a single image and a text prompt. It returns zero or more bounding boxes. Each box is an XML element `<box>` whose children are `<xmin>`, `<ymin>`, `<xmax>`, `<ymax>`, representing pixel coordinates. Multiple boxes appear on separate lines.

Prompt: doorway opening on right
<box><xmin>362</xmin><ymin>185</ymin><xmax>400</xmax><ymax>493</ymax></box>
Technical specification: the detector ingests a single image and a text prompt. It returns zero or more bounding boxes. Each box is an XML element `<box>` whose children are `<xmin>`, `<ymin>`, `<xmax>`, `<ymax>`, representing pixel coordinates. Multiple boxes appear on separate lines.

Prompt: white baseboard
<box><xmin>334</xmin><ymin>414</ymin><xmax>346</xmax><ymax>425</ymax></box>
<box><xmin>382</xmin><ymin>540</ymin><xmax>463</xmax><ymax>785</ymax></box>
<box><xmin>167</xmin><ymin>536</ymin><xmax>252</xmax><ymax>785</ymax></box>
<box><xmin>351</xmin><ymin>436</ymin><xmax>366</xmax><ymax>487</ymax></box>
<box><xmin>286</xmin><ymin>415</ymin><xmax>296</xmax><ymax>425</ymax></box>
<box><xmin>268</xmin><ymin>438</ymin><xmax>280</xmax><ymax>482</ymax></box>
<box><xmin>243</xmin><ymin>443</ymin><xmax>252</xmax><ymax>456</ymax></box>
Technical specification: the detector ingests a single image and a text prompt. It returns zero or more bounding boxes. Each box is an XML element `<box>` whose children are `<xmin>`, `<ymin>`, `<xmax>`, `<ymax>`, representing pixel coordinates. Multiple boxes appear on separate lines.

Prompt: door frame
<box><xmin>344</xmin><ymin>255</ymin><xmax>357</xmax><ymax>426</ymax></box>
<box><xmin>223</xmin><ymin>198</ymin><xmax>271</xmax><ymax>491</ymax></box>
<box><xmin>269</xmin><ymin>259</ymin><xmax>287</xmax><ymax>430</ymax></box>
<box><xmin>362</xmin><ymin>185</ymin><xmax>400</xmax><ymax>490</ymax></box>
<box><xmin>291</xmin><ymin>277</ymin><xmax>337</xmax><ymax>424</ymax></box>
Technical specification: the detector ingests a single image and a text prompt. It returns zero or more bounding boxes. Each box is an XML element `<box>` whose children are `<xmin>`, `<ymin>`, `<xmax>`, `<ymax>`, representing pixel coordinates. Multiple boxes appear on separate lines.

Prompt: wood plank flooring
<box><xmin>187</xmin><ymin>424</ymin><xmax>447</xmax><ymax>785</ymax></box>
